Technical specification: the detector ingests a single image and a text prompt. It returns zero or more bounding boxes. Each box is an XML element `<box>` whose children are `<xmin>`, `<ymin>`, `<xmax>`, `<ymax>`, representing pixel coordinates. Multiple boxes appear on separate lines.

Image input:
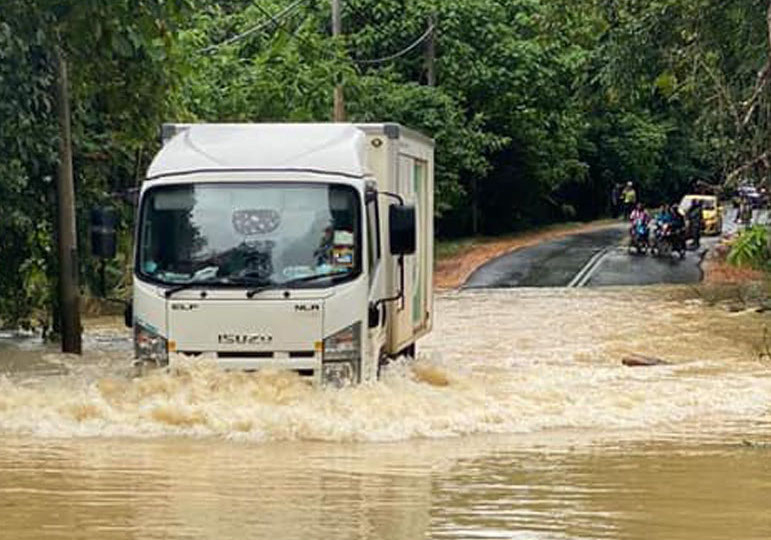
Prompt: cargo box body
<box><xmin>358</xmin><ymin>125</ymin><xmax>434</xmax><ymax>355</ymax></box>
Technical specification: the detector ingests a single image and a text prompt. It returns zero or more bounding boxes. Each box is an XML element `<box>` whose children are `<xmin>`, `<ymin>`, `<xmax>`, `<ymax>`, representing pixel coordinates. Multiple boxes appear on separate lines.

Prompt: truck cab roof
<box><xmin>147</xmin><ymin>123</ymin><xmax>372</xmax><ymax>181</ymax></box>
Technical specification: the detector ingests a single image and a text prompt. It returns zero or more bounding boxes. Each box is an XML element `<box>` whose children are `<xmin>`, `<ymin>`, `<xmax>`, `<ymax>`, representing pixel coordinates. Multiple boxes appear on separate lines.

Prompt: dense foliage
<box><xmin>728</xmin><ymin>226</ymin><xmax>771</xmax><ymax>270</ymax></box>
<box><xmin>1</xmin><ymin>0</ymin><xmax>770</xmax><ymax>328</ymax></box>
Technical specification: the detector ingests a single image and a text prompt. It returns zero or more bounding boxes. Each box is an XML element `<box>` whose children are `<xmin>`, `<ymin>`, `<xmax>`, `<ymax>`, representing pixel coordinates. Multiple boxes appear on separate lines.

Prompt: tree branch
<box><xmin>740</xmin><ymin>0</ymin><xmax>771</xmax><ymax>128</ymax></box>
<box><xmin>698</xmin><ymin>56</ymin><xmax>742</xmax><ymax>132</ymax></box>
<box><xmin>768</xmin><ymin>0</ymin><xmax>771</xmax><ymax>51</ymax></box>
<box><xmin>725</xmin><ymin>150</ymin><xmax>771</xmax><ymax>185</ymax></box>
<box><xmin>741</xmin><ymin>62</ymin><xmax>771</xmax><ymax>127</ymax></box>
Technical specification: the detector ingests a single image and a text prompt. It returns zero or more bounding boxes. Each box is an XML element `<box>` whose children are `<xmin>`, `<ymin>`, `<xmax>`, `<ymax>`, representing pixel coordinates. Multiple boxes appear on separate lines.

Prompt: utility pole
<box><xmin>425</xmin><ymin>13</ymin><xmax>436</xmax><ymax>86</ymax></box>
<box><xmin>54</xmin><ymin>41</ymin><xmax>82</xmax><ymax>354</ymax></box>
<box><xmin>331</xmin><ymin>0</ymin><xmax>345</xmax><ymax>121</ymax></box>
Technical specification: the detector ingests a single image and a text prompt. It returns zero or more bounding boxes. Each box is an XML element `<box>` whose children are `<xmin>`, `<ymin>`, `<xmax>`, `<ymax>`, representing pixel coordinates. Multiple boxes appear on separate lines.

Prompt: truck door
<box><xmin>366</xmin><ymin>191</ymin><xmax>387</xmax><ymax>377</ymax></box>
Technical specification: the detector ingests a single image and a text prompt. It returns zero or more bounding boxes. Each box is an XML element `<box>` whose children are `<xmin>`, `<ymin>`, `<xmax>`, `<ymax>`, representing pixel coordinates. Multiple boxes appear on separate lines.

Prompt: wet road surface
<box><xmin>466</xmin><ymin>209</ymin><xmax>769</xmax><ymax>289</ymax></box>
<box><xmin>465</xmin><ymin>224</ymin><xmax>716</xmax><ymax>288</ymax></box>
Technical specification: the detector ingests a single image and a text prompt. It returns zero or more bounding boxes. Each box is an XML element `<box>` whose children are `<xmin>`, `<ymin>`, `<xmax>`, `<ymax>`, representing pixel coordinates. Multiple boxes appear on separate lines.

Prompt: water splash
<box><xmin>0</xmin><ymin>288</ymin><xmax>769</xmax><ymax>443</ymax></box>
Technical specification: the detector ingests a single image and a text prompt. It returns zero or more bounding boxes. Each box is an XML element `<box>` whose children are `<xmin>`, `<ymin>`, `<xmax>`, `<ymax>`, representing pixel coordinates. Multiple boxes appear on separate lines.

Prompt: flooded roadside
<box><xmin>1</xmin><ymin>287</ymin><xmax>770</xmax><ymax>539</ymax></box>
<box><xmin>1</xmin><ymin>435</ymin><xmax>769</xmax><ymax>540</ymax></box>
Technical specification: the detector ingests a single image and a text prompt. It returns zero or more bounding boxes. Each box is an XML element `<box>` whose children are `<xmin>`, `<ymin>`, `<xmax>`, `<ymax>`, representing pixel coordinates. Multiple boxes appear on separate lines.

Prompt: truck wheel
<box><xmin>131</xmin><ymin>359</ymin><xmax>165</xmax><ymax>377</ymax></box>
<box><xmin>376</xmin><ymin>349</ymin><xmax>389</xmax><ymax>379</ymax></box>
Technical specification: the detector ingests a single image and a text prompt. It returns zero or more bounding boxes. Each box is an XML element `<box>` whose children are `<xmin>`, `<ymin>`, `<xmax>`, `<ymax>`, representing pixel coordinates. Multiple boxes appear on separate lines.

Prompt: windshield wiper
<box><xmin>164</xmin><ymin>278</ymin><xmax>226</xmax><ymax>299</ymax></box>
<box><xmin>246</xmin><ymin>272</ymin><xmax>350</xmax><ymax>299</ymax></box>
<box><xmin>164</xmin><ymin>276</ymin><xmax>269</xmax><ymax>299</ymax></box>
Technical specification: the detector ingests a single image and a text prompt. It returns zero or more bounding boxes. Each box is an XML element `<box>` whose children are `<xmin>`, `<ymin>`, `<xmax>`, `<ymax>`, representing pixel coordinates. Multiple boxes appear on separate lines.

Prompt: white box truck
<box><xmin>116</xmin><ymin>123</ymin><xmax>434</xmax><ymax>386</ymax></box>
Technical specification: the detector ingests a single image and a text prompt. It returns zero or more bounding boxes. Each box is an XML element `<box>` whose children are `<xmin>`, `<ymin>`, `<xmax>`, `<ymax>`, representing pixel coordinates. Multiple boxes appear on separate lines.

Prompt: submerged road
<box><xmin>464</xmin><ymin>223</ymin><xmax>716</xmax><ymax>288</ymax></box>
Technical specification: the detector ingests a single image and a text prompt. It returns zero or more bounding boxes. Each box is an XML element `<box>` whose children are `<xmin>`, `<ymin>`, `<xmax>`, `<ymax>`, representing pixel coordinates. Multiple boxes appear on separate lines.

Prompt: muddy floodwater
<box><xmin>1</xmin><ymin>287</ymin><xmax>770</xmax><ymax>540</ymax></box>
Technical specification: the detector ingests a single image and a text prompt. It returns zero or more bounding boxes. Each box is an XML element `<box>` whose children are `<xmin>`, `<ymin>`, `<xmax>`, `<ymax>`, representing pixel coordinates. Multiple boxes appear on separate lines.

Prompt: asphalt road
<box><xmin>464</xmin><ymin>222</ymin><xmax>725</xmax><ymax>289</ymax></box>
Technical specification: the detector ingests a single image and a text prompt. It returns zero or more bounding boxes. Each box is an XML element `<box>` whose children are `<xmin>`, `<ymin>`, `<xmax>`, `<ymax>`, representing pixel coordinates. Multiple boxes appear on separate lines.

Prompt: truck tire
<box><xmin>376</xmin><ymin>348</ymin><xmax>388</xmax><ymax>379</ymax></box>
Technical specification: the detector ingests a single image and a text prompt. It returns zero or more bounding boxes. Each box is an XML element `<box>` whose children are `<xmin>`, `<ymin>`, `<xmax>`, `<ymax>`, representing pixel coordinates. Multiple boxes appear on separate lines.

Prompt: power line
<box><xmin>200</xmin><ymin>1</ymin><xmax>434</xmax><ymax>71</ymax></box>
<box><xmin>343</xmin><ymin>3</ymin><xmax>398</xmax><ymax>57</ymax></box>
<box><xmin>251</xmin><ymin>0</ymin><xmax>328</xmax><ymax>56</ymax></box>
<box><xmin>199</xmin><ymin>0</ymin><xmax>311</xmax><ymax>54</ymax></box>
<box><xmin>355</xmin><ymin>23</ymin><xmax>434</xmax><ymax>65</ymax></box>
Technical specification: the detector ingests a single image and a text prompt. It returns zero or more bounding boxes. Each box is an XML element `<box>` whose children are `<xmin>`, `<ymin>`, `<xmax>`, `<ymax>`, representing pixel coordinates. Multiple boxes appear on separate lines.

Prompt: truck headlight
<box><xmin>134</xmin><ymin>322</ymin><xmax>169</xmax><ymax>366</ymax></box>
<box><xmin>322</xmin><ymin>322</ymin><xmax>361</xmax><ymax>387</ymax></box>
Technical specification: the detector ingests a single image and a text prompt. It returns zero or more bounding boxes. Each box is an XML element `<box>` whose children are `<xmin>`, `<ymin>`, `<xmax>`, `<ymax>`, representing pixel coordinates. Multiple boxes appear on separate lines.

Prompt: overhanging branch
<box><xmin>698</xmin><ymin>56</ymin><xmax>741</xmax><ymax>132</ymax></box>
<box><xmin>740</xmin><ymin>1</ymin><xmax>771</xmax><ymax>128</ymax></box>
<box><xmin>725</xmin><ymin>150</ymin><xmax>771</xmax><ymax>186</ymax></box>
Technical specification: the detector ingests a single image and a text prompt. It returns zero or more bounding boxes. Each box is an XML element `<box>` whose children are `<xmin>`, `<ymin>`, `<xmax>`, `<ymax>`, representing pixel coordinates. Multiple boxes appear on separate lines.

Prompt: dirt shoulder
<box><xmin>701</xmin><ymin>237</ymin><xmax>765</xmax><ymax>285</ymax></box>
<box><xmin>434</xmin><ymin>220</ymin><xmax>617</xmax><ymax>290</ymax></box>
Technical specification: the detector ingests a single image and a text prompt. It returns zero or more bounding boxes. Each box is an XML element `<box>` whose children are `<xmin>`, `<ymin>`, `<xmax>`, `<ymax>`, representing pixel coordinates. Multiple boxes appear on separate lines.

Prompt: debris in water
<box><xmin>622</xmin><ymin>354</ymin><xmax>670</xmax><ymax>367</ymax></box>
<box><xmin>742</xmin><ymin>439</ymin><xmax>771</xmax><ymax>448</ymax></box>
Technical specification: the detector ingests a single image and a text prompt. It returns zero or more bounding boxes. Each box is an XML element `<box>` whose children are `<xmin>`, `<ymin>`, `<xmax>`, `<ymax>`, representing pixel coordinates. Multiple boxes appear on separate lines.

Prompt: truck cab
<box><xmin>123</xmin><ymin>123</ymin><xmax>434</xmax><ymax>386</ymax></box>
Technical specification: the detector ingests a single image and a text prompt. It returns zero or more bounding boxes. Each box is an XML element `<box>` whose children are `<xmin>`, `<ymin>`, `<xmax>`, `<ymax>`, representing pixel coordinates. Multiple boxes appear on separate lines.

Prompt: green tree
<box><xmin>0</xmin><ymin>0</ymin><xmax>192</xmax><ymax>330</ymax></box>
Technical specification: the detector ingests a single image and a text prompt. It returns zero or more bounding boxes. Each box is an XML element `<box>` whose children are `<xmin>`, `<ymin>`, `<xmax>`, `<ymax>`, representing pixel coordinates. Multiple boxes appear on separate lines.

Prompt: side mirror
<box><xmin>90</xmin><ymin>207</ymin><xmax>118</xmax><ymax>259</ymax></box>
<box><xmin>124</xmin><ymin>301</ymin><xmax>133</xmax><ymax>328</ymax></box>
<box><xmin>389</xmin><ymin>204</ymin><xmax>416</xmax><ymax>255</ymax></box>
<box><xmin>365</xmin><ymin>184</ymin><xmax>378</xmax><ymax>204</ymax></box>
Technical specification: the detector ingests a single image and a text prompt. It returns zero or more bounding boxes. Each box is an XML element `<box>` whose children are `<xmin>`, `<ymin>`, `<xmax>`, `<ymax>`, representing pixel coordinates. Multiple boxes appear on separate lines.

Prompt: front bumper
<box><xmin>212</xmin><ymin>352</ymin><xmax>320</xmax><ymax>373</ymax></box>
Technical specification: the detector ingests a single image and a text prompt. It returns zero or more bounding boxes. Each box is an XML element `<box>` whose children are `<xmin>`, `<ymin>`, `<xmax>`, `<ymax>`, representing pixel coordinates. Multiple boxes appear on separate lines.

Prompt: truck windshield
<box><xmin>137</xmin><ymin>183</ymin><xmax>361</xmax><ymax>287</ymax></box>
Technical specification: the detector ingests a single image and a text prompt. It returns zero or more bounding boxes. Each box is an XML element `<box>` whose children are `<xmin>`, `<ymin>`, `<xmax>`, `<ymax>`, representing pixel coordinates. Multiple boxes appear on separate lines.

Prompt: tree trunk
<box><xmin>424</xmin><ymin>14</ymin><xmax>436</xmax><ymax>86</ymax></box>
<box><xmin>331</xmin><ymin>0</ymin><xmax>345</xmax><ymax>121</ymax></box>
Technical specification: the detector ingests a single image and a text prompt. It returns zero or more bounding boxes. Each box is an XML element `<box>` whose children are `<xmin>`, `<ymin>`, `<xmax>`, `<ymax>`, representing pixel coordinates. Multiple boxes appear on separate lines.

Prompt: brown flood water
<box><xmin>1</xmin><ymin>287</ymin><xmax>770</xmax><ymax>540</ymax></box>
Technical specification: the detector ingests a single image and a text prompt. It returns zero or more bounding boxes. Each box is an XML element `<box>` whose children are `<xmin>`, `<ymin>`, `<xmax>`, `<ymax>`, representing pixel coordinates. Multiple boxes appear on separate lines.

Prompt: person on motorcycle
<box><xmin>629</xmin><ymin>203</ymin><xmax>649</xmax><ymax>225</ymax></box>
<box><xmin>658</xmin><ymin>204</ymin><xmax>672</xmax><ymax>221</ymax></box>
<box><xmin>653</xmin><ymin>205</ymin><xmax>672</xmax><ymax>234</ymax></box>
<box><xmin>670</xmin><ymin>203</ymin><xmax>687</xmax><ymax>253</ymax></box>
<box><xmin>629</xmin><ymin>203</ymin><xmax>650</xmax><ymax>252</ymax></box>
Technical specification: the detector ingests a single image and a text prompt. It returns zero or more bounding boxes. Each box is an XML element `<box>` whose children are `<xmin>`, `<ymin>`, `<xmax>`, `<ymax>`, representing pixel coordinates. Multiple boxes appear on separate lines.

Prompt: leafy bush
<box><xmin>728</xmin><ymin>226</ymin><xmax>770</xmax><ymax>270</ymax></box>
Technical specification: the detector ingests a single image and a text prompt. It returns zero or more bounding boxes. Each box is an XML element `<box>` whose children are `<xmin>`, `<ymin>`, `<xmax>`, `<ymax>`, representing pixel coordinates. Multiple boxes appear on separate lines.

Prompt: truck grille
<box><xmin>215</xmin><ymin>351</ymin><xmax>316</xmax><ymax>359</ymax></box>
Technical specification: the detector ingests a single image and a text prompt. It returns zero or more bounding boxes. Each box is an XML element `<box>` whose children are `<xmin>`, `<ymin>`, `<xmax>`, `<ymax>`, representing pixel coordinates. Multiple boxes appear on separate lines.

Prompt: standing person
<box><xmin>610</xmin><ymin>183</ymin><xmax>622</xmax><ymax>218</ymax></box>
<box><xmin>686</xmin><ymin>200</ymin><xmax>703</xmax><ymax>249</ymax></box>
<box><xmin>737</xmin><ymin>196</ymin><xmax>753</xmax><ymax>228</ymax></box>
<box><xmin>621</xmin><ymin>182</ymin><xmax>637</xmax><ymax>218</ymax></box>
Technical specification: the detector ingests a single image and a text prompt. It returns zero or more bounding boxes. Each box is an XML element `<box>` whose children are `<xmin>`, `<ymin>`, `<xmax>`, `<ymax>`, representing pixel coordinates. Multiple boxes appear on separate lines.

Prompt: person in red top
<box><xmin>628</xmin><ymin>202</ymin><xmax>650</xmax><ymax>252</ymax></box>
<box><xmin>629</xmin><ymin>203</ymin><xmax>649</xmax><ymax>226</ymax></box>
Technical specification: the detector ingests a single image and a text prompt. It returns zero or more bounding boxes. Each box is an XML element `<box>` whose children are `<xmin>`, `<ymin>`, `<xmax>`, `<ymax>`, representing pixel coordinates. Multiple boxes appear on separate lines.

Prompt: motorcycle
<box><xmin>652</xmin><ymin>222</ymin><xmax>686</xmax><ymax>259</ymax></box>
<box><xmin>629</xmin><ymin>218</ymin><xmax>650</xmax><ymax>255</ymax></box>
